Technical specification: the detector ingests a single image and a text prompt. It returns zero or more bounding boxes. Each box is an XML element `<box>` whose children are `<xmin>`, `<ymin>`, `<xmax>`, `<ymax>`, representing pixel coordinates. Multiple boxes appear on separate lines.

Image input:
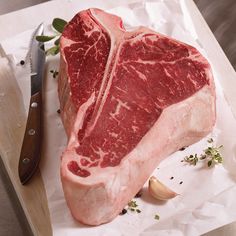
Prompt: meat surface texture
<box><xmin>58</xmin><ymin>8</ymin><xmax>216</xmax><ymax>225</ymax></box>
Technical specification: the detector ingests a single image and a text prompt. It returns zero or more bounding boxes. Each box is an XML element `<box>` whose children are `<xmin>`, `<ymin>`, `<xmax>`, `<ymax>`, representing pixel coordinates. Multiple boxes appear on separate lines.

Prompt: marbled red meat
<box><xmin>58</xmin><ymin>8</ymin><xmax>216</xmax><ymax>225</ymax></box>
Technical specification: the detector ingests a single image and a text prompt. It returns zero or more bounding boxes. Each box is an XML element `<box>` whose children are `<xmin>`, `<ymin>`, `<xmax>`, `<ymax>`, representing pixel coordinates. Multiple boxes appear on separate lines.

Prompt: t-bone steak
<box><xmin>58</xmin><ymin>8</ymin><xmax>216</xmax><ymax>225</ymax></box>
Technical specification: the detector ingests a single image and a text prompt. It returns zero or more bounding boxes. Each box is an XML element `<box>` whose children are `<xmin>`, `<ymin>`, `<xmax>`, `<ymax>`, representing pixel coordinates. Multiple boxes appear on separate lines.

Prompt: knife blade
<box><xmin>18</xmin><ymin>23</ymin><xmax>45</xmax><ymax>185</ymax></box>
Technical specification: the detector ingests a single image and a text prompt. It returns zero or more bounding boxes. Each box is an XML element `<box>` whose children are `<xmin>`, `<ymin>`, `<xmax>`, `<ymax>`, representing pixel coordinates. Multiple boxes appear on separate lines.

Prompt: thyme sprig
<box><xmin>36</xmin><ymin>18</ymin><xmax>67</xmax><ymax>55</ymax></box>
<box><xmin>183</xmin><ymin>138</ymin><xmax>223</xmax><ymax>167</ymax></box>
<box><xmin>184</xmin><ymin>154</ymin><xmax>198</xmax><ymax>166</ymax></box>
<box><xmin>127</xmin><ymin>200</ymin><xmax>141</xmax><ymax>213</ymax></box>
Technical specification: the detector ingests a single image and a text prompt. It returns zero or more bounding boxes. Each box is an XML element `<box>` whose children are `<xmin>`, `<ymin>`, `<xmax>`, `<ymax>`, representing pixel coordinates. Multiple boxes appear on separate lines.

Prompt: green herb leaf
<box><xmin>207</xmin><ymin>138</ymin><xmax>214</xmax><ymax>143</ymax></box>
<box><xmin>154</xmin><ymin>214</ymin><xmax>160</xmax><ymax>220</ymax></box>
<box><xmin>39</xmin><ymin>17</ymin><xmax>67</xmax><ymax>57</ymax></box>
<box><xmin>204</xmin><ymin>144</ymin><xmax>223</xmax><ymax>166</ymax></box>
<box><xmin>46</xmin><ymin>46</ymin><xmax>60</xmax><ymax>56</ymax></box>
<box><xmin>54</xmin><ymin>37</ymin><xmax>60</xmax><ymax>46</ymax></box>
<box><xmin>199</xmin><ymin>154</ymin><xmax>207</xmax><ymax>160</ymax></box>
<box><xmin>52</xmin><ymin>18</ymin><xmax>67</xmax><ymax>33</ymax></box>
<box><xmin>36</xmin><ymin>35</ymin><xmax>56</xmax><ymax>42</ymax></box>
<box><xmin>127</xmin><ymin>200</ymin><xmax>141</xmax><ymax>214</ymax></box>
<box><xmin>184</xmin><ymin>154</ymin><xmax>198</xmax><ymax>165</ymax></box>
<box><xmin>207</xmin><ymin>160</ymin><xmax>212</xmax><ymax>167</ymax></box>
<box><xmin>128</xmin><ymin>200</ymin><xmax>138</xmax><ymax>208</ymax></box>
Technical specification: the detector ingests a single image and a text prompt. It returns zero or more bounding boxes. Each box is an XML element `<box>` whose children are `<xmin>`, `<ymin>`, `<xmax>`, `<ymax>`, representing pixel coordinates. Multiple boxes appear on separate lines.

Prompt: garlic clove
<box><xmin>148</xmin><ymin>176</ymin><xmax>178</xmax><ymax>201</ymax></box>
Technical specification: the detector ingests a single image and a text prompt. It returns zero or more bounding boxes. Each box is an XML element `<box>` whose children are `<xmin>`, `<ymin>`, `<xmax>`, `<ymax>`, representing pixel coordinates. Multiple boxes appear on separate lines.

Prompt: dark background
<box><xmin>194</xmin><ymin>0</ymin><xmax>236</xmax><ymax>69</ymax></box>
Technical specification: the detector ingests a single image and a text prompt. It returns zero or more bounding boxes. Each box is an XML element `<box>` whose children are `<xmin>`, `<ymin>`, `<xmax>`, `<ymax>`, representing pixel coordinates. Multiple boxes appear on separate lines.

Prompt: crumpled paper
<box><xmin>1</xmin><ymin>0</ymin><xmax>236</xmax><ymax>235</ymax></box>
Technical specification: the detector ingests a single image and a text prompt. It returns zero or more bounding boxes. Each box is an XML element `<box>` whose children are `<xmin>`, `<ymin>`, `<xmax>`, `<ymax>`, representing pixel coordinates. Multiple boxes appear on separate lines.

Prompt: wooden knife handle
<box><xmin>18</xmin><ymin>91</ymin><xmax>42</xmax><ymax>185</ymax></box>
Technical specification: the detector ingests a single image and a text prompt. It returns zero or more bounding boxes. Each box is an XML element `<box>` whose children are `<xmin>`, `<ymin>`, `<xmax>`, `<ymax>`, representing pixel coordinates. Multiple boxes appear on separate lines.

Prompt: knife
<box><xmin>18</xmin><ymin>23</ymin><xmax>45</xmax><ymax>185</ymax></box>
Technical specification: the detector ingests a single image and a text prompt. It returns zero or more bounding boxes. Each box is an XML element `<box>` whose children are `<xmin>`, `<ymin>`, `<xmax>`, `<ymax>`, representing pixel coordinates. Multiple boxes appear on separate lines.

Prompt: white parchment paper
<box><xmin>1</xmin><ymin>0</ymin><xmax>236</xmax><ymax>235</ymax></box>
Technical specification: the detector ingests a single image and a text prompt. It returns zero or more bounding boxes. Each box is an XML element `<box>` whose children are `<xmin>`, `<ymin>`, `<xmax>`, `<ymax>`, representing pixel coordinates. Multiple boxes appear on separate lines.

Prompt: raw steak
<box><xmin>58</xmin><ymin>8</ymin><xmax>216</xmax><ymax>225</ymax></box>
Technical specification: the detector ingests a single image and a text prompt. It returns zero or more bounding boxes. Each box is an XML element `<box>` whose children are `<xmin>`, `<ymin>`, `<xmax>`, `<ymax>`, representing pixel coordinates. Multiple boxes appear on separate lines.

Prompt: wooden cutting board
<box><xmin>0</xmin><ymin>1</ymin><xmax>236</xmax><ymax>236</ymax></box>
<box><xmin>0</xmin><ymin>48</ymin><xmax>52</xmax><ymax>236</ymax></box>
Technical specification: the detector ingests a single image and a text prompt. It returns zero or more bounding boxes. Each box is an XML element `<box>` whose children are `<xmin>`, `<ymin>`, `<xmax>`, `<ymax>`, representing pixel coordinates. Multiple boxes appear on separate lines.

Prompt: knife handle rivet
<box><xmin>28</xmin><ymin>129</ymin><xmax>36</xmax><ymax>135</ymax></box>
<box><xmin>31</xmin><ymin>102</ymin><xmax>38</xmax><ymax>108</ymax></box>
<box><xmin>22</xmin><ymin>158</ymin><xmax>30</xmax><ymax>164</ymax></box>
